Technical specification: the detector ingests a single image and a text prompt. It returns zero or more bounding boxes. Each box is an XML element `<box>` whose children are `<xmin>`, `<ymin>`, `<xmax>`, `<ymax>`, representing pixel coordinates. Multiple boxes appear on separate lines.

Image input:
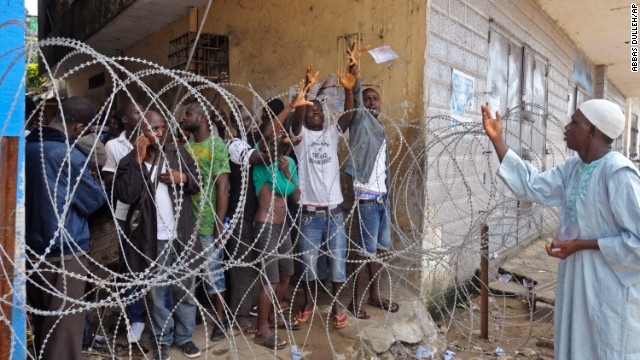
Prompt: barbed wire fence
<box><xmin>0</xmin><ymin>31</ymin><xmax>572</xmax><ymax>359</ymax></box>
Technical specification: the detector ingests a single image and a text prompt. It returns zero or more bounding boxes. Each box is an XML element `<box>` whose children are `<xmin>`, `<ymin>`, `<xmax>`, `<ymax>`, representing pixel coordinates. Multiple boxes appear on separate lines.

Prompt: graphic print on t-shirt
<box><xmin>310</xmin><ymin>138</ymin><xmax>332</xmax><ymax>165</ymax></box>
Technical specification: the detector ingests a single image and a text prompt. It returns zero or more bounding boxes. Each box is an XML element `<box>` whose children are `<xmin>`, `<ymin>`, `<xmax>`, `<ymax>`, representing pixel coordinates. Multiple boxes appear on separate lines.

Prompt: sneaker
<box><xmin>177</xmin><ymin>340</ymin><xmax>201</xmax><ymax>358</ymax></box>
<box><xmin>88</xmin><ymin>337</ymin><xmax>109</xmax><ymax>352</ymax></box>
<box><xmin>154</xmin><ymin>344</ymin><xmax>170</xmax><ymax>360</ymax></box>
<box><xmin>127</xmin><ymin>322</ymin><xmax>145</xmax><ymax>343</ymax></box>
<box><xmin>210</xmin><ymin>322</ymin><xmax>228</xmax><ymax>342</ymax></box>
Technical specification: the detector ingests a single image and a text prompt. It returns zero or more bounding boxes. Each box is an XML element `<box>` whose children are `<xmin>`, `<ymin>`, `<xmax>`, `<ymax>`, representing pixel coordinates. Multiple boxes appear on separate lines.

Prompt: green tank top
<box><xmin>252</xmin><ymin>156</ymin><xmax>298</xmax><ymax>197</ymax></box>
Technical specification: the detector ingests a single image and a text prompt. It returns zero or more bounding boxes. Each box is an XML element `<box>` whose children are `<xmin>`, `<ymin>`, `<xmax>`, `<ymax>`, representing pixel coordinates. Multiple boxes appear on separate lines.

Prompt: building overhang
<box><xmin>40</xmin><ymin>0</ymin><xmax>209</xmax><ymax>67</ymax></box>
<box><xmin>84</xmin><ymin>0</ymin><xmax>210</xmax><ymax>56</ymax></box>
<box><xmin>535</xmin><ymin>0</ymin><xmax>640</xmax><ymax>98</ymax></box>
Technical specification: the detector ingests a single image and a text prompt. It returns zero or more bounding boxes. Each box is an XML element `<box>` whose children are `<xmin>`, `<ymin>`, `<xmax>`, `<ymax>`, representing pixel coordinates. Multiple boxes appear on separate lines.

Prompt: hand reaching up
<box><xmin>290</xmin><ymin>80</ymin><xmax>314</xmax><ymax>108</ymax></box>
<box><xmin>306</xmin><ymin>65</ymin><xmax>320</xmax><ymax>88</ymax></box>
<box><xmin>337</xmin><ymin>67</ymin><xmax>361</xmax><ymax>91</ymax></box>
<box><xmin>481</xmin><ymin>105</ymin><xmax>502</xmax><ymax>143</ymax></box>
<box><xmin>347</xmin><ymin>42</ymin><xmax>371</xmax><ymax>68</ymax></box>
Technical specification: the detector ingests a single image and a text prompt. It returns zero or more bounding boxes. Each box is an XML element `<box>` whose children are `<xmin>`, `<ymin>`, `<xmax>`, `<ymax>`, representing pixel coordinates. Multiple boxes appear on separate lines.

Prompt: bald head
<box><xmin>141</xmin><ymin>110</ymin><xmax>166</xmax><ymax>147</ymax></box>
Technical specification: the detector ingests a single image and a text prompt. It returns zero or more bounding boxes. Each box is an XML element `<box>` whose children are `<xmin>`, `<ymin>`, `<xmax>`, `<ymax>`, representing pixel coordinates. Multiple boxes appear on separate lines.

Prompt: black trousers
<box><xmin>226</xmin><ymin>220</ymin><xmax>258</xmax><ymax>320</ymax></box>
<box><xmin>27</xmin><ymin>254</ymin><xmax>88</xmax><ymax>360</ymax></box>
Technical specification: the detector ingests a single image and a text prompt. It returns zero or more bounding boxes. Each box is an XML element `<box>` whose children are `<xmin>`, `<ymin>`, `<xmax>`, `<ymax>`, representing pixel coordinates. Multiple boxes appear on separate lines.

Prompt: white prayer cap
<box><xmin>577</xmin><ymin>99</ymin><xmax>625</xmax><ymax>140</ymax></box>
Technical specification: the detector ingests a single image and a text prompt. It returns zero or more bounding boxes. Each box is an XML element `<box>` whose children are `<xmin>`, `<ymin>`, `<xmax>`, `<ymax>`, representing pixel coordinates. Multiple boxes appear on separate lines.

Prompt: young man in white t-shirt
<box><xmin>291</xmin><ymin>64</ymin><xmax>358</xmax><ymax>329</ymax></box>
<box><xmin>101</xmin><ymin>102</ymin><xmax>148</xmax><ymax>343</ymax></box>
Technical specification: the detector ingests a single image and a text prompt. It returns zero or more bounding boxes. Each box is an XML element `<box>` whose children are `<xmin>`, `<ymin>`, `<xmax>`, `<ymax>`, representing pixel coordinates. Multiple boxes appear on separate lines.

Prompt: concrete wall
<box><xmin>115</xmin><ymin>0</ymin><xmax>427</xmax><ymax>121</ymax></box>
<box><xmin>628</xmin><ymin>98</ymin><xmax>640</xmax><ymax>159</ymax></box>
<box><xmin>64</xmin><ymin>64</ymin><xmax>114</xmax><ymax>106</ymax></box>
<box><xmin>422</xmin><ymin>0</ymin><xmax>630</xmax><ymax>294</ymax></box>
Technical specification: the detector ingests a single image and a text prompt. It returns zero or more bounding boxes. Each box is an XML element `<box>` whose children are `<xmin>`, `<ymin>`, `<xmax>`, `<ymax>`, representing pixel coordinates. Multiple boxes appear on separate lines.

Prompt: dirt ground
<box><xmin>76</xmin><ymin>239</ymin><xmax>558</xmax><ymax>359</ymax></box>
<box><xmin>80</xmin><ymin>282</ymin><xmax>369</xmax><ymax>360</ymax></box>
<box><xmin>437</xmin><ymin>295</ymin><xmax>555</xmax><ymax>359</ymax></box>
<box><xmin>436</xmin><ymin>239</ymin><xmax>559</xmax><ymax>359</ymax></box>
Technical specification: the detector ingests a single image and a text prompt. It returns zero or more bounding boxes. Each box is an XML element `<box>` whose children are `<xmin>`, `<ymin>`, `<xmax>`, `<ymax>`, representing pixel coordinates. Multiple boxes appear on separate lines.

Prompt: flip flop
<box><xmin>333</xmin><ymin>313</ymin><xmax>349</xmax><ymax>329</ymax></box>
<box><xmin>295</xmin><ymin>308</ymin><xmax>314</xmax><ymax>323</ymax></box>
<box><xmin>235</xmin><ymin>320</ymin><xmax>257</xmax><ymax>333</ymax></box>
<box><xmin>254</xmin><ymin>335</ymin><xmax>287</xmax><ymax>350</ymax></box>
<box><xmin>347</xmin><ymin>303</ymin><xmax>370</xmax><ymax>320</ymax></box>
<box><xmin>243</xmin><ymin>327</ymin><xmax>258</xmax><ymax>334</ymax></box>
<box><xmin>368</xmin><ymin>298</ymin><xmax>400</xmax><ymax>313</ymax></box>
<box><xmin>270</xmin><ymin>319</ymin><xmax>301</xmax><ymax>331</ymax></box>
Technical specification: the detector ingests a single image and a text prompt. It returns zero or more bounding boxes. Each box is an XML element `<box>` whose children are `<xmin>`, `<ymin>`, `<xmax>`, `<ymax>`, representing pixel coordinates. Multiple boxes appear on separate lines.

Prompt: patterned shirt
<box><xmin>188</xmin><ymin>135</ymin><xmax>230</xmax><ymax>234</ymax></box>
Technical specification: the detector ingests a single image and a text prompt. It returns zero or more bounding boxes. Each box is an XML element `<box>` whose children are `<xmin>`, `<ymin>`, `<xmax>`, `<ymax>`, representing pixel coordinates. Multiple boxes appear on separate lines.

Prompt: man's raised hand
<box><xmin>481</xmin><ymin>105</ymin><xmax>502</xmax><ymax>143</ymax></box>
<box><xmin>337</xmin><ymin>67</ymin><xmax>361</xmax><ymax>91</ymax></box>
<box><xmin>306</xmin><ymin>65</ymin><xmax>320</xmax><ymax>88</ymax></box>
<box><xmin>291</xmin><ymin>79</ymin><xmax>314</xmax><ymax>108</ymax></box>
<box><xmin>347</xmin><ymin>42</ymin><xmax>371</xmax><ymax>68</ymax></box>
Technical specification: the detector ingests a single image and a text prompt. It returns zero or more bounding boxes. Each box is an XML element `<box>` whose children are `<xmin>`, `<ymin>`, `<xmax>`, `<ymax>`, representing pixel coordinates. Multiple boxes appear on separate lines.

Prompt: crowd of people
<box><xmin>25</xmin><ymin>45</ymin><xmax>402</xmax><ymax>360</ymax></box>
<box><xmin>25</xmin><ymin>33</ymin><xmax>640</xmax><ymax>359</ymax></box>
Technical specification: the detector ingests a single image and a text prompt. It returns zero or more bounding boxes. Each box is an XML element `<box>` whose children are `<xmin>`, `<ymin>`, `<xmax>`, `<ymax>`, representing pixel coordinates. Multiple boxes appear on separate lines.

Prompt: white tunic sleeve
<box><xmin>599</xmin><ymin>166</ymin><xmax>640</xmax><ymax>288</ymax></box>
<box><xmin>496</xmin><ymin>149</ymin><xmax>569</xmax><ymax>207</ymax></box>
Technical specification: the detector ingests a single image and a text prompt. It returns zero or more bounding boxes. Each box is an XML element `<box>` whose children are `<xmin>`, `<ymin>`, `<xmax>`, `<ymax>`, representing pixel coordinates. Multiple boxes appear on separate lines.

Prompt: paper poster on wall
<box><xmin>451</xmin><ymin>69</ymin><xmax>475</xmax><ymax>126</ymax></box>
<box><xmin>573</xmin><ymin>52</ymin><xmax>592</xmax><ymax>93</ymax></box>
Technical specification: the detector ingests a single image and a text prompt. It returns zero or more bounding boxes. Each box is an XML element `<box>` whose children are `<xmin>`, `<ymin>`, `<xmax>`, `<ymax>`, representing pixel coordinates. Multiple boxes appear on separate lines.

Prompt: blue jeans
<box><xmin>117</xmin><ymin>219</ymin><xmax>146</xmax><ymax>324</ymax></box>
<box><xmin>147</xmin><ymin>239</ymin><xmax>197</xmax><ymax>346</ymax></box>
<box><xmin>199</xmin><ymin>234</ymin><xmax>226</xmax><ymax>294</ymax></box>
<box><xmin>356</xmin><ymin>197</ymin><xmax>392</xmax><ymax>257</ymax></box>
<box><xmin>298</xmin><ymin>209</ymin><xmax>347</xmax><ymax>283</ymax></box>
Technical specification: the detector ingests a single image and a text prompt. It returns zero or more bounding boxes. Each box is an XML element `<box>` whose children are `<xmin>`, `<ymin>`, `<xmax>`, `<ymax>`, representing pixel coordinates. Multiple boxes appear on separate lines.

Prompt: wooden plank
<box><xmin>0</xmin><ymin>136</ymin><xmax>19</xmax><ymax>360</ymax></box>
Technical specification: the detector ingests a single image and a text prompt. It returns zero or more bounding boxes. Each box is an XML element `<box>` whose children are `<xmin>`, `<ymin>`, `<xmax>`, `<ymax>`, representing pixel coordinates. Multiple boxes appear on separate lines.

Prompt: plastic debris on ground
<box><xmin>490</xmin><ymin>251</ymin><xmax>499</xmax><ymax>259</ymax></box>
<box><xmin>444</xmin><ymin>349</ymin><xmax>456</xmax><ymax>360</ymax></box>
<box><xmin>494</xmin><ymin>346</ymin><xmax>505</xmax><ymax>356</ymax></box>
<box><xmin>291</xmin><ymin>345</ymin><xmax>303</xmax><ymax>360</ymax></box>
<box><xmin>497</xmin><ymin>274</ymin><xmax>512</xmax><ymax>283</ymax></box>
<box><xmin>415</xmin><ymin>346</ymin><xmax>437</xmax><ymax>359</ymax></box>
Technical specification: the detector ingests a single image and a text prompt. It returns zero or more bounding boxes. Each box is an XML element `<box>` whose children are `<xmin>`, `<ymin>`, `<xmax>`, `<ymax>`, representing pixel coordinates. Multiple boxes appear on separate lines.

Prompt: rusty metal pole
<box><xmin>480</xmin><ymin>224</ymin><xmax>489</xmax><ymax>339</ymax></box>
<box><xmin>0</xmin><ymin>137</ymin><xmax>19</xmax><ymax>359</ymax></box>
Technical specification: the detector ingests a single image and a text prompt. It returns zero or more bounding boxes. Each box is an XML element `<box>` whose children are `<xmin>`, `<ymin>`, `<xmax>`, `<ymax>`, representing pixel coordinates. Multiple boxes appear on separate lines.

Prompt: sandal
<box><xmin>254</xmin><ymin>334</ymin><xmax>287</xmax><ymax>350</ymax></box>
<box><xmin>235</xmin><ymin>319</ymin><xmax>257</xmax><ymax>333</ymax></box>
<box><xmin>347</xmin><ymin>303</ymin><xmax>370</xmax><ymax>320</ymax></box>
<box><xmin>332</xmin><ymin>313</ymin><xmax>349</xmax><ymax>329</ymax></box>
<box><xmin>368</xmin><ymin>298</ymin><xmax>399</xmax><ymax>313</ymax></box>
<box><xmin>295</xmin><ymin>308</ymin><xmax>314</xmax><ymax>323</ymax></box>
<box><xmin>270</xmin><ymin>319</ymin><xmax>301</xmax><ymax>331</ymax></box>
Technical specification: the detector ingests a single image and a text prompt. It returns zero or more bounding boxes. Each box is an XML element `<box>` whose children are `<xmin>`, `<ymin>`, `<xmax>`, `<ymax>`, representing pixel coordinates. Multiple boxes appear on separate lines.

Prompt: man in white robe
<box><xmin>482</xmin><ymin>99</ymin><xmax>640</xmax><ymax>359</ymax></box>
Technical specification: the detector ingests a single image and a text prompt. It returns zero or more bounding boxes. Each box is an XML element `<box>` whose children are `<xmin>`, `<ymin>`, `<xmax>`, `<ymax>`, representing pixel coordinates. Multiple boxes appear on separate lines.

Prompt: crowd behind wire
<box><xmin>24</xmin><ymin>44</ymin><xmax>404</xmax><ymax>360</ymax></box>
